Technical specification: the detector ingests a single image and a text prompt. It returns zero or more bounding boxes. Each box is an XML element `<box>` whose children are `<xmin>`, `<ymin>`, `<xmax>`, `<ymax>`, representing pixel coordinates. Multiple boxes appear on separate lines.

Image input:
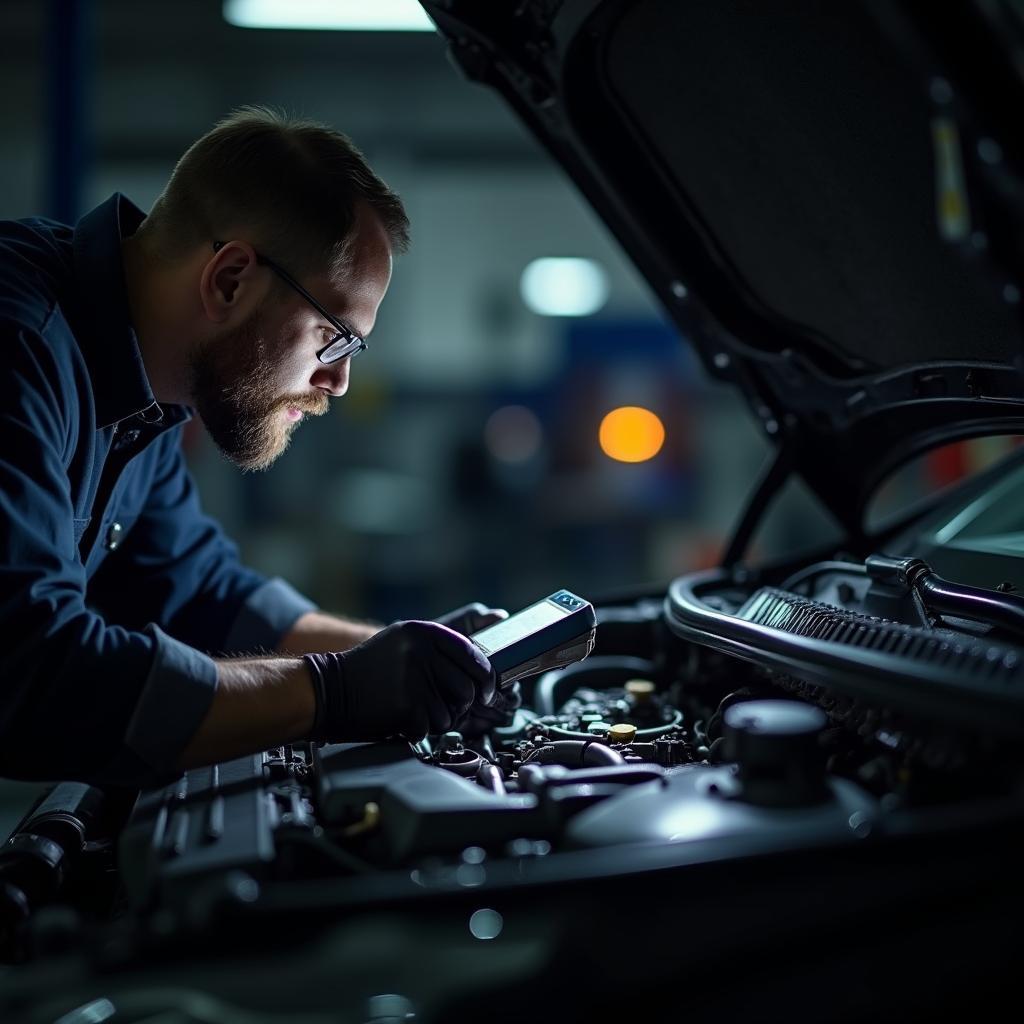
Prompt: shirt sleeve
<box><xmin>0</xmin><ymin>324</ymin><xmax>216</xmax><ymax>786</ymax></box>
<box><xmin>87</xmin><ymin>433</ymin><xmax>318</xmax><ymax>655</ymax></box>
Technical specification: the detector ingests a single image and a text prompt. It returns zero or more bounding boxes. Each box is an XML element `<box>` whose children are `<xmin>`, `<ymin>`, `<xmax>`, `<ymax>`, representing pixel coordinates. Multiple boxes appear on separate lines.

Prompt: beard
<box><xmin>188</xmin><ymin>307</ymin><xmax>329</xmax><ymax>472</ymax></box>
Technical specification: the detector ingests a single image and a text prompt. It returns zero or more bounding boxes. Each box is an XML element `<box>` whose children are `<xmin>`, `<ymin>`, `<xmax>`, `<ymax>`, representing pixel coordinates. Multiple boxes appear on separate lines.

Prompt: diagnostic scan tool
<box><xmin>470</xmin><ymin>590</ymin><xmax>597</xmax><ymax>686</ymax></box>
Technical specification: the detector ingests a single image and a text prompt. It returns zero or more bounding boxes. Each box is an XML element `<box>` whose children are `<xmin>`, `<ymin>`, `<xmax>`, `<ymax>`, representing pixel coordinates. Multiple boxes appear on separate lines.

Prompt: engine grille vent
<box><xmin>738</xmin><ymin>588</ymin><xmax>1023</xmax><ymax>682</ymax></box>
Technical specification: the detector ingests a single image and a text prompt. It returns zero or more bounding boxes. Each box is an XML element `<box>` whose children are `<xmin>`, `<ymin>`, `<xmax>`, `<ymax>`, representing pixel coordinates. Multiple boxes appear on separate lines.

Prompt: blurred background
<box><xmin>0</xmin><ymin>0</ymin><xmax>1020</xmax><ymax>830</ymax></box>
<box><xmin>0</xmin><ymin>0</ymin><xmax>779</xmax><ymax>621</ymax></box>
<box><xmin>1</xmin><ymin>0</ymin><xmax>1018</xmax><ymax>619</ymax></box>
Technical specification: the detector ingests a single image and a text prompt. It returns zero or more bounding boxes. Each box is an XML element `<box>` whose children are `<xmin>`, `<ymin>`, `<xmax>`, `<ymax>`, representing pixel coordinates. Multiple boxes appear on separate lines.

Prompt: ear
<box><xmin>199</xmin><ymin>241</ymin><xmax>261</xmax><ymax>324</ymax></box>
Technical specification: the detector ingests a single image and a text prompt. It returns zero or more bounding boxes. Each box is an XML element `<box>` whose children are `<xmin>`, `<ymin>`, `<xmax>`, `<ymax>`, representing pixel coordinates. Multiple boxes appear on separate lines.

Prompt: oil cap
<box><xmin>723</xmin><ymin>700</ymin><xmax>828</xmax><ymax>807</ymax></box>
<box><xmin>607</xmin><ymin>723</ymin><xmax>637</xmax><ymax>745</ymax></box>
<box><xmin>625</xmin><ymin>679</ymin><xmax>656</xmax><ymax>703</ymax></box>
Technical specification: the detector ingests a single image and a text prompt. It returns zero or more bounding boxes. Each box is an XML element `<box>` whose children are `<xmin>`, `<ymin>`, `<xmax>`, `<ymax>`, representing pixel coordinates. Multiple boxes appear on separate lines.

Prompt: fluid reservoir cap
<box><xmin>724</xmin><ymin>700</ymin><xmax>826</xmax><ymax>738</ymax></box>
<box><xmin>608</xmin><ymin>723</ymin><xmax>637</xmax><ymax>744</ymax></box>
<box><xmin>587</xmin><ymin>721</ymin><xmax>609</xmax><ymax>736</ymax></box>
<box><xmin>723</xmin><ymin>700</ymin><xmax>828</xmax><ymax>807</ymax></box>
<box><xmin>625</xmin><ymin>679</ymin><xmax>656</xmax><ymax>702</ymax></box>
<box><xmin>440</xmin><ymin>731</ymin><xmax>463</xmax><ymax>751</ymax></box>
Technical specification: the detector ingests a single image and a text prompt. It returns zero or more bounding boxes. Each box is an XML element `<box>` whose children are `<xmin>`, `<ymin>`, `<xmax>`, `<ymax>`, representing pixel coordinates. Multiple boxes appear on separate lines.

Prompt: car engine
<box><xmin>2</xmin><ymin>550</ymin><xmax>1023</xmax><ymax>1021</ymax></box>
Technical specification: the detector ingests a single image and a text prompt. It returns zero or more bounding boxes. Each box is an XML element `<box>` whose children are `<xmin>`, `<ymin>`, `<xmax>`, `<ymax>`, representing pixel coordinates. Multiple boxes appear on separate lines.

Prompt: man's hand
<box><xmin>435</xmin><ymin>602</ymin><xmax>508</xmax><ymax>636</ymax></box>
<box><xmin>458</xmin><ymin>680</ymin><xmax>523</xmax><ymax>737</ymax></box>
<box><xmin>303</xmin><ymin>621</ymin><xmax>496</xmax><ymax>742</ymax></box>
<box><xmin>435</xmin><ymin>602</ymin><xmax>521</xmax><ymax>736</ymax></box>
<box><xmin>178</xmin><ymin>614</ymin><xmax>503</xmax><ymax>772</ymax></box>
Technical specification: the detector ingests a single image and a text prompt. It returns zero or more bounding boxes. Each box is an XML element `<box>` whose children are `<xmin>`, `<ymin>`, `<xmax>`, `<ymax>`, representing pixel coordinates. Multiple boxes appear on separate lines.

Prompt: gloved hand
<box><xmin>435</xmin><ymin>602</ymin><xmax>517</xmax><ymax>736</ymax></box>
<box><xmin>458</xmin><ymin>679</ymin><xmax>523</xmax><ymax>737</ymax></box>
<box><xmin>435</xmin><ymin>601</ymin><xmax>509</xmax><ymax>637</ymax></box>
<box><xmin>302</xmin><ymin>621</ymin><xmax>496</xmax><ymax>743</ymax></box>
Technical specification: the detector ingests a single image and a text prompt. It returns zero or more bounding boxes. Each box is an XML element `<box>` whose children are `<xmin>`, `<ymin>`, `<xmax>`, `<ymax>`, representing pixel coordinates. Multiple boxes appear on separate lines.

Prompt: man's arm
<box><xmin>0</xmin><ymin>325</ymin><xmax>220</xmax><ymax>785</ymax></box>
<box><xmin>276</xmin><ymin>610</ymin><xmax>380</xmax><ymax>655</ymax></box>
<box><xmin>178</xmin><ymin>619</ymin><xmax>497</xmax><ymax>769</ymax></box>
<box><xmin>191</xmin><ymin>611</ymin><xmax>480</xmax><ymax>764</ymax></box>
<box><xmin>194</xmin><ymin>608</ymin><xmax>508</xmax><ymax>768</ymax></box>
<box><xmin>86</xmin><ymin>432</ymin><xmax>317</xmax><ymax>660</ymax></box>
<box><xmin>177</xmin><ymin>655</ymin><xmax>314</xmax><ymax>768</ymax></box>
<box><xmin>275</xmin><ymin>600</ymin><xmax>511</xmax><ymax>656</ymax></box>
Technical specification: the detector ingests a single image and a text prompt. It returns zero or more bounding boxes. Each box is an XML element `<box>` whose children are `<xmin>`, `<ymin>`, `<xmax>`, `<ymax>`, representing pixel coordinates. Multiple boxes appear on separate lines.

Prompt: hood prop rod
<box><xmin>866</xmin><ymin>554</ymin><xmax>1024</xmax><ymax>639</ymax></box>
<box><xmin>723</xmin><ymin>445</ymin><xmax>794</xmax><ymax>569</ymax></box>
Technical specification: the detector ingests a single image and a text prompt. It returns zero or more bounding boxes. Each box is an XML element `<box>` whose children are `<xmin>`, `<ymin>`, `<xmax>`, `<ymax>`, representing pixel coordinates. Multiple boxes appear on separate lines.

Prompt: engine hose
<box><xmin>526</xmin><ymin>740</ymin><xmax>625</xmax><ymax>768</ymax></box>
<box><xmin>517</xmin><ymin>763</ymin><xmax>666</xmax><ymax>794</ymax></box>
<box><xmin>543</xmin><ymin>708</ymin><xmax>684</xmax><ymax>742</ymax></box>
<box><xmin>475</xmin><ymin>763</ymin><xmax>507</xmax><ymax>795</ymax></box>
<box><xmin>866</xmin><ymin>553</ymin><xmax>1024</xmax><ymax>639</ymax></box>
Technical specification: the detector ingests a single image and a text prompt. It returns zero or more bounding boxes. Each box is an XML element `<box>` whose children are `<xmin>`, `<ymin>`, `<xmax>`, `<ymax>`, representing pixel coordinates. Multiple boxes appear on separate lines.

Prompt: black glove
<box><xmin>303</xmin><ymin>621</ymin><xmax>496</xmax><ymax>743</ymax></box>
<box><xmin>457</xmin><ymin>680</ymin><xmax>523</xmax><ymax>737</ymax></box>
<box><xmin>434</xmin><ymin>603</ymin><xmax>516</xmax><ymax>735</ymax></box>
<box><xmin>435</xmin><ymin>602</ymin><xmax>508</xmax><ymax>637</ymax></box>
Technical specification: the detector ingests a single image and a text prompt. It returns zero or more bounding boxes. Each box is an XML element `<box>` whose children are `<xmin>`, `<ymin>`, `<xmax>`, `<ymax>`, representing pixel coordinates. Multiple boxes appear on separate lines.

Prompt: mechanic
<box><xmin>0</xmin><ymin>107</ymin><xmax>511</xmax><ymax>787</ymax></box>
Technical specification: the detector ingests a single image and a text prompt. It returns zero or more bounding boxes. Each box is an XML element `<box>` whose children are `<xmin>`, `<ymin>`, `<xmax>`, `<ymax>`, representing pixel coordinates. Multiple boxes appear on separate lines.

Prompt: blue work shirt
<box><xmin>0</xmin><ymin>194</ymin><xmax>316</xmax><ymax>787</ymax></box>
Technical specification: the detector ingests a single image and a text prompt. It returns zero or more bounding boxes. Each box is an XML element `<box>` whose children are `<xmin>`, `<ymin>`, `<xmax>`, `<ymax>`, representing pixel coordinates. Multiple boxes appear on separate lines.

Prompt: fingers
<box><xmin>475</xmin><ymin>660</ymin><xmax>496</xmax><ymax>707</ymax></box>
<box><xmin>359</xmin><ymin>620</ymin><xmax>498</xmax><ymax>738</ymax></box>
<box><xmin>472</xmin><ymin>608</ymin><xmax>509</xmax><ymax>632</ymax></box>
<box><xmin>419</xmin><ymin>618</ymin><xmax>495</xmax><ymax>708</ymax></box>
<box><xmin>435</xmin><ymin>602</ymin><xmax>481</xmax><ymax>633</ymax></box>
<box><xmin>503</xmin><ymin>680</ymin><xmax>523</xmax><ymax>709</ymax></box>
<box><xmin>434</xmin><ymin>602</ymin><xmax>509</xmax><ymax>636</ymax></box>
<box><xmin>432</xmin><ymin>649</ymin><xmax>490</xmax><ymax>727</ymax></box>
<box><xmin>413</xmin><ymin>621</ymin><xmax>493</xmax><ymax>683</ymax></box>
<box><xmin>399</xmin><ymin>704</ymin><xmax>431</xmax><ymax>742</ymax></box>
<box><xmin>424</xmin><ymin>687</ymin><xmax>458</xmax><ymax>734</ymax></box>
<box><xmin>456</xmin><ymin>680</ymin><xmax>521</xmax><ymax>736</ymax></box>
<box><xmin>432</xmin><ymin>626</ymin><xmax>496</xmax><ymax>708</ymax></box>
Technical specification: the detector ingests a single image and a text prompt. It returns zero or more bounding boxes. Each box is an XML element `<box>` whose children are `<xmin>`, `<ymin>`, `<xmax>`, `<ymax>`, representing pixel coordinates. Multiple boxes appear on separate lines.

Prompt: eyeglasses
<box><xmin>212</xmin><ymin>241</ymin><xmax>367</xmax><ymax>364</ymax></box>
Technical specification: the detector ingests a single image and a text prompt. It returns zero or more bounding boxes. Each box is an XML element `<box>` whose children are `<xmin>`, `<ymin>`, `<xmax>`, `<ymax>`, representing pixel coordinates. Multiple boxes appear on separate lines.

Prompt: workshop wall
<box><xmin>0</xmin><ymin>0</ymin><xmax>822</xmax><ymax>634</ymax></box>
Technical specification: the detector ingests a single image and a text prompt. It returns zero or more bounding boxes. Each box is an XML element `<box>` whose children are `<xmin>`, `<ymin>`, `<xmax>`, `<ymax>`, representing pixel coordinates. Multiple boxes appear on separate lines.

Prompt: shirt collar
<box><xmin>72</xmin><ymin>193</ymin><xmax>189</xmax><ymax>430</ymax></box>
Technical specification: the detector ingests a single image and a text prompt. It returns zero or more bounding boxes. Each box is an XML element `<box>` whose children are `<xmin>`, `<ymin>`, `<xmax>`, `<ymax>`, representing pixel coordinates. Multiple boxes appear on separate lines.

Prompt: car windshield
<box><xmin>930</xmin><ymin>457</ymin><xmax>1024</xmax><ymax>552</ymax></box>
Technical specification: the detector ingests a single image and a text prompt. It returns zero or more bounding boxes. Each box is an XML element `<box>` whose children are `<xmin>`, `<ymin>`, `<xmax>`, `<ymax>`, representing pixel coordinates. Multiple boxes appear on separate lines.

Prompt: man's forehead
<box><xmin>317</xmin><ymin>240</ymin><xmax>392</xmax><ymax>335</ymax></box>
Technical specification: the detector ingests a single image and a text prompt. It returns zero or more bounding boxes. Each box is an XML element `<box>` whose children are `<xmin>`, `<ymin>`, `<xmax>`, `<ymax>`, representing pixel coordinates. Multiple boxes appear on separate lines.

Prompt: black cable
<box><xmin>866</xmin><ymin>554</ymin><xmax>1024</xmax><ymax>638</ymax></box>
<box><xmin>779</xmin><ymin>560</ymin><xmax>867</xmax><ymax>595</ymax></box>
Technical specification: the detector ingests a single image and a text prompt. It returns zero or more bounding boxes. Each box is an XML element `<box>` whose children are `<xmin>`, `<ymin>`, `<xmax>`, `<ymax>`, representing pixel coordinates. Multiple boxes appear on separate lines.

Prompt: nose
<box><xmin>310</xmin><ymin>357</ymin><xmax>351</xmax><ymax>398</ymax></box>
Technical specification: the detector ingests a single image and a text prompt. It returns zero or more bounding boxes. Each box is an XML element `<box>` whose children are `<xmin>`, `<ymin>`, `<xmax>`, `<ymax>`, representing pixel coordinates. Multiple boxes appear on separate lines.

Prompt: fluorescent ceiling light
<box><xmin>223</xmin><ymin>0</ymin><xmax>435</xmax><ymax>31</ymax></box>
<box><xmin>520</xmin><ymin>257</ymin><xmax>609</xmax><ymax>317</ymax></box>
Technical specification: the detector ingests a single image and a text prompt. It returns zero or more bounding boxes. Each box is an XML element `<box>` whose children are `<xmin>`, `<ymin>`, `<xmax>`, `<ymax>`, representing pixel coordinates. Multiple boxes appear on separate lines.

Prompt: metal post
<box><xmin>46</xmin><ymin>0</ymin><xmax>91</xmax><ymax>223</ymax></box>
<box><xmin>721</xmin><ymin>444</ymin><xmax>792</xmax><ymax>569</ymax></box>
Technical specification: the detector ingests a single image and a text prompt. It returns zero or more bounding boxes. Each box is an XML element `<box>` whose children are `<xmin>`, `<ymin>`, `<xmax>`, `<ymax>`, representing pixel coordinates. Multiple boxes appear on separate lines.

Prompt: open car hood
<box><xmin>420</xmin><ymin>0</ymin><xmax>1024</xmax><ymax>541</ymax></box>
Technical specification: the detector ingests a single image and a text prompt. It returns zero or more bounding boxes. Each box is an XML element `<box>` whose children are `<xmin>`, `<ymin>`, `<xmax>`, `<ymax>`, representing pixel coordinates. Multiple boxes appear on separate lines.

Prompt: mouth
<box><xmin>284</xmin><ymin>406</ymin><xmax>303</xmax><ymax>423</ymax></box>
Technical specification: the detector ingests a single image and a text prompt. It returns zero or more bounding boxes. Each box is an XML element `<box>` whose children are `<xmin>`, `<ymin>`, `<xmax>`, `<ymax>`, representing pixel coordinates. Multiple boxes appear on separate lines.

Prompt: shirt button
<box><xmin>113</xmin><ymin>427</ymin><xmax>141</xmax><ymax>451</ymax></box>
<box><xmin>105</xmin><ymin>522</ymin><xmax>124</xmax><ymax>551</ymax></box>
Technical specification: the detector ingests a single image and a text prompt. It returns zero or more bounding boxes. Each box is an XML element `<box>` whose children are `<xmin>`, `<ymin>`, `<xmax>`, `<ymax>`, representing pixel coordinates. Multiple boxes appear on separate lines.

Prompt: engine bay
<box><xmin>7</xmin><ymin>552</ymin><xmax>1024</xmax><ymax>924</ymax></box>
<box><xmin>3</xmin><ymin>551</ymin><xmax>1024</xmax><ymax>1020</ymax></box>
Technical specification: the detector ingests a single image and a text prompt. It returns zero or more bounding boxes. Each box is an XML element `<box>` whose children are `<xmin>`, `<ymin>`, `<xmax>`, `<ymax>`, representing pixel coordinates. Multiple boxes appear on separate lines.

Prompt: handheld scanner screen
<box><xmin>470</xmin><ymin>590</ymin><xmax>595</xmax><ymax>685</ymax></box>
<box><xmin>471</xmin><ymin>599</ymin><xmax>569</xmax><ymax>654</ymax></box>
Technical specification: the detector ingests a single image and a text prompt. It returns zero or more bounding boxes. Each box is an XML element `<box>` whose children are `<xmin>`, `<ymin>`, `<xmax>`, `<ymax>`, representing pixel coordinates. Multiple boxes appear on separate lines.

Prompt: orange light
<box><xmin>599</xmin><ymin>406</ymin><xmax>665</xmax><ymax>463</ymax></box>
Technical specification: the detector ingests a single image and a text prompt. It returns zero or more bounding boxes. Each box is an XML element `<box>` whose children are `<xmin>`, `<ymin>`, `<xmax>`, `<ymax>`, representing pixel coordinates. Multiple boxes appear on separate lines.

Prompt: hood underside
<box><xmin>422</xmin><ymin>0</ymin><xmax>1024</xmax><ymax>539</ymax></box>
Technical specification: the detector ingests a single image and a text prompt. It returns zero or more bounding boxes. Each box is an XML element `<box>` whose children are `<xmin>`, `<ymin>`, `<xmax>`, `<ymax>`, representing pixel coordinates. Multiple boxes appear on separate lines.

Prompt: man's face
<box><xmin>190</xmin><ymin>208</ymin><xmax>392</xmax><ymax>471</ymax></box>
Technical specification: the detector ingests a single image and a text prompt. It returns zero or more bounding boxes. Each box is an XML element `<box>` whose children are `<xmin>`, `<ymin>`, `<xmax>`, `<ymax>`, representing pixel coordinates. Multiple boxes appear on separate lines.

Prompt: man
<box><xmin>0</xmin><ymin>107</ymin><xmax>509</xmax><ymax>787</ymax></box>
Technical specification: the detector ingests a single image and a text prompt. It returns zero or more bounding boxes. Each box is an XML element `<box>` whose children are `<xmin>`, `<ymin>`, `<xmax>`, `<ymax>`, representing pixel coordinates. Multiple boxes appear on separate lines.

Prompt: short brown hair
<box><xmin>139</xmin><ymin>106</ymin><xmax>409</xmax><ymax>276</ymax></box>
